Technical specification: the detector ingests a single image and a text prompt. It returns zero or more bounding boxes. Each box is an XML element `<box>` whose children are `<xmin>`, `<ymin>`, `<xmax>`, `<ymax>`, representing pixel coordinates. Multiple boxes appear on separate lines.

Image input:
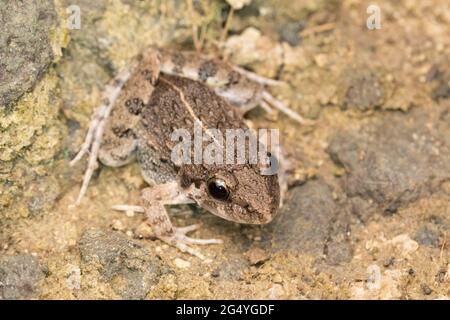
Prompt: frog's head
<box><xmin>184</xmin><ymin>165</ymin><xmax>280</xmax><ymax>224</ymax></box>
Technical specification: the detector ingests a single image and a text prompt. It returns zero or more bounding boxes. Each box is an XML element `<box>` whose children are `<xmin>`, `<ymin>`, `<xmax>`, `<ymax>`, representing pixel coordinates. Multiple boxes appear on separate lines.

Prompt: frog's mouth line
<box><xmin>197</xmin><ymin>199</ymin><xmax>271</xmax><ymax>225</ymax></box>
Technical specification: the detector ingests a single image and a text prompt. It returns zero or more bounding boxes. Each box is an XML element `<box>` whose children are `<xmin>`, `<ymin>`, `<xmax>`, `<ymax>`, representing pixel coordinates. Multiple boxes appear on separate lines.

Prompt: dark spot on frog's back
<box><xmin>180</xmin><ymin>174</ymin><xmax>191</xmax><ymax>189</ymax></box>
<box><xmin>113</xmin><ymin>125</ymin><xmax>134</xmax><ymax>138</ymax></box>
<box><xmin>141</xmin><ymin>69</ymin><xmax>154</xmax><ymax>82</ymax></box>
<box><xmin>226</xmin><ymin>70</ymin><xmax>241</xmax><ymax>88</ymax></box>
<box><xmin>171</xmin><ymin>53</ymin><xmax>186</xmax><ymax>74</ymax></box>
<box><xmin>171</xmin><ymin>101</ymin><xmax>182</xmax><ymax>113</ymax></box>
<box><xmin>125</xmin><ymin>98</ymin><xmax>144</xmax><ymax>115</ymax></box>
<box><xmin>198</xmin><ymin>60</ymin><xmax>218</xmax><ymax>82</ymax></box>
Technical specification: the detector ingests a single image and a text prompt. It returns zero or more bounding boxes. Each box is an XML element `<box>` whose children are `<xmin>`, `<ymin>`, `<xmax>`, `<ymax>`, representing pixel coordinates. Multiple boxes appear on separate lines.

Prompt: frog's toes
<box><xmin>160</xmin><ymin>225</ymin><xmax>223</xmax><ymax>260</ymax></box>
<box><xmin>261</xmin><ymin>90</ymin><xmax>314</xmax><ymax>125</ymax></box>
<box><xmin>112</xmin><ymin>204</ymin><xmax>145</xmax><ymax>215</ymax></box>
<box><xmin>176</xmin><ymin>224</ymin><xmax>200</xmax><ymax>233</ymax></box>
<box><xmin>232</xmin><ymin>65</ymin><xmax>284</xmax><ymax>86</ymax></box>
<box><xmin>168</xmin><ymin>225</ymin><xmax>223</xmax><ymax>245</ymax></box>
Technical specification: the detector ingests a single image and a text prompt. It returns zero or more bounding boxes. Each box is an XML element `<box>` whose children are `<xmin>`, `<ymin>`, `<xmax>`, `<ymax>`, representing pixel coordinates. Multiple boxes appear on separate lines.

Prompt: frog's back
<box><xmin>135</xmin><ymin>74</ymin><xmax>249</xmax><ymax>184</ymax></box>
<box><xmin>140</xmin><ymin>74</ymin><xmax>245</xmax><ymax>140</ymax></box>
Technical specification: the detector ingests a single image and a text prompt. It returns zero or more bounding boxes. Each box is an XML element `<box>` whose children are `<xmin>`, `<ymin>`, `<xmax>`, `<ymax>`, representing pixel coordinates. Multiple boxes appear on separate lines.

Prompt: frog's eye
<box><xmin>207</xmin><ymin>178</ymin><xmax>230</xmax><ymax>202</ymax></box>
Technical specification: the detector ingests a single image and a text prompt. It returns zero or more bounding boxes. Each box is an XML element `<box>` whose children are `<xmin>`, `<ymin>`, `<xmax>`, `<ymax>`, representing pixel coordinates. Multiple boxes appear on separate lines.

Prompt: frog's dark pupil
<box><xmin>207</xmin><ymin>179</ymin><xmax>229</xmax><ymax>201</ymax></box>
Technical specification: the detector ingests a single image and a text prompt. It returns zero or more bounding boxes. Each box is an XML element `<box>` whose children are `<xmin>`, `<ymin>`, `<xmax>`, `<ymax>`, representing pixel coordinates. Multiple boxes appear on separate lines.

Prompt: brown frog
<box><xmin>71</xmin><ymin>48</ymin><xmax>305</xmax><ymax>259</ymax></box>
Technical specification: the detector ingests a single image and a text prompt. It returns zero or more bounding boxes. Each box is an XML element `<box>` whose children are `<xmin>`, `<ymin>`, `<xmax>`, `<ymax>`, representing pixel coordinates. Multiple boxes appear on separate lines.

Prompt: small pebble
<box><xmin>245</xmin><ymin>247</ymin><xmax>269</xmax><ymax>265</ymax></box>
<box><xmin>174</xmin><ymin>258</ymin><xmax>190</xmax><ymax>269</ymax></box>
<box><xmin>273</xmin><ymin>274</ymin><xmax>283</xmax><ymax>284</ymax></box>
<box><xmin>268</xmin><ymin>284</ymin><xmax>285</xmax><ymax>299</ymax></box>
<box><xmin>135</xmin><ymin>222</ymin><xmax>153</xmax><ymax>238</ymax></box>
<box><xmin>211</xmin><ymin>270</ymin><xmax>220</xmax><ymax>278</ymax></box>
<box><xmin>421</xmin><ymin>284</ymin><xmax>432</xmax><ymax>295</ymax></box>
<box><xmin>383</xmin><ymin>257</ymin><xmax>394</xmax><ymax>268</ymax></box>
<box><xmin>435</xmin><ymin>269</ymin><xmax>446</xmax><ymax>283</ymax></box>
<box><xmin>226</xmin><ymin>0</ymin><xmax>252</xmax><ymax>10</ymax></box>
<box><xmin>125</xmin><ymin>230</ymin><xmax>133</xmax><ymax>237</ymax></box>
<box><xmin>111</xmin><ymin>219</ymin><xmax>124</xmax><ymax>231</ymax></box>
<box><xmin>314</xmin><ymin>54</ymin><xmax>328</xmax><ymax>68</ymax></box>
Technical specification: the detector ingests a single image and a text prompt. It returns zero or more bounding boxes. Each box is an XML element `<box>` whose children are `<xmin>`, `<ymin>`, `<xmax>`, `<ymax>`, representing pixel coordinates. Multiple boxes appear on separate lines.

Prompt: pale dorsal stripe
<box><xmin>159</xmin><ymin>77</ymin><xmax>220</xmax><ymax>145</ymax></box>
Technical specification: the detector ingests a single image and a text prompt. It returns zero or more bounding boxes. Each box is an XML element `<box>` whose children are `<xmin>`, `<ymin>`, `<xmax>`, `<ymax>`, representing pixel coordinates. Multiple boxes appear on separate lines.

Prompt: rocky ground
<box><xmin>0</xmin><ymin>0</ymin><xmax>449</xmax><ymax>299</ymax></box>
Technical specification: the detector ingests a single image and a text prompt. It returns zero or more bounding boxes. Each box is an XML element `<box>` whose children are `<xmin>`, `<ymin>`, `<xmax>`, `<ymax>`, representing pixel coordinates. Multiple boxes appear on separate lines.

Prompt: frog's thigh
<box><xmin>98</xmin><ymin>96</ymin><xmax>141</xmax><ymax>167</ymax></box>
<box><xmin>159</xmin><ymin>50</ymin><xmax>307</xmax><ymax>123</ymax></box>
<box><xmin>98</xmin><ymin>53</ymin><xmax>161</xmax><ymax>167</ymax></box>
<box><xmin>158</xmin><ymin>49</ymin><xmax>263</xmax><ymax>112</ymax></box>
<box><xmin>136</xmin><ymin>142</ymin><xmax>177</xmax><ymax>185</ymax></box>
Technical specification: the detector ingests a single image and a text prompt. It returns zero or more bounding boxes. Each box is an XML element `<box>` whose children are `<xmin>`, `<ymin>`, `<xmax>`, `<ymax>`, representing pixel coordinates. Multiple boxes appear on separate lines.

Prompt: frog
<box><xmin>70</xmin><ymin>48</ymin><xmax>307</xmax><ymax>259</ymax></box>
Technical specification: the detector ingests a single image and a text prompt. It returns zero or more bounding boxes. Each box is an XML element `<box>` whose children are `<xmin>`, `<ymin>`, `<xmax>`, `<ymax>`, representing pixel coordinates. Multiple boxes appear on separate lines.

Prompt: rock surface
<box><xmin>341</xmin><ymin>69</ymin><xmax>385</xmax><ymax>111</ymax></box>
<box><xmin>0</xmin><ymin>0</ymin><xmax>67</xmax><ymax>221</ymax></box>
<box><xmin>328</xmin><ymin>108</ymin><xmax>450</xmax><ymax>216</ymax></box>
<box><xmin>0</xmin><ymin>255</ymin><xmax>45</xmax><ymax>300</ymax></box>
<box><xmin>0</xmin><ymin>1</ymin><xmax>57</xmax><ymax>109</ymax></box>
<box><xmin>263</xmin><ymin>180</ymin><xmax>353</xmax><ymax>265</ymax></box>
<box><xmin>78</xmin><ymin>230</ymin><xmax>170</xmax><ymax>300</ymax></box>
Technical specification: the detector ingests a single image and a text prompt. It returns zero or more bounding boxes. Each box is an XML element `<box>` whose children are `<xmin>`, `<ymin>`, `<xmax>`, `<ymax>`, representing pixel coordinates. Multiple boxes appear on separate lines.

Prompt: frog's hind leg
<box><xmin>70</xmin><ymin>49</ymin><xmax>163</xmax><ymax>205</ymax></box>
<box><xmin>112</xmin><ymin>181</ymin><xmax>222</xmax><ymax>260</ymax></box>
<box><xmin>70</xmin><ymin>66</ymin><xmax>136</xmax><ymax>205</ymax></box>
<box><xmin>260</xmin><ymin>90</ymin><xmax>315</xmax><ymax>125</ymax></box>
<box><xmin>69</xmin><ymin>72</ymin><xmax>132</xmax><ymax>167</ymax></box>
<box><xmin>232</xmin><ymin>66</ymin><xmax>313</xmax><ymax>124</ymax></box>
<box><xmin>156</xmin><ymin>49</ymin><xmax>310</xmax><ymax>123</ymax></box>
<box><xmin>231</xmin><ymin>65</ymin><xmax>285</xmax><ymax>87</ymax></box>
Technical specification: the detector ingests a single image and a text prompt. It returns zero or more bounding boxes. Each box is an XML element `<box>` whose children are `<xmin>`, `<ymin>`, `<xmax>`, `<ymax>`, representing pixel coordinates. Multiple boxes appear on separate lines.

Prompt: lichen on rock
<box><xmin>0</xmin><ymin>0</ymin><xmax>68</xmax><ymax>220</ymax></box>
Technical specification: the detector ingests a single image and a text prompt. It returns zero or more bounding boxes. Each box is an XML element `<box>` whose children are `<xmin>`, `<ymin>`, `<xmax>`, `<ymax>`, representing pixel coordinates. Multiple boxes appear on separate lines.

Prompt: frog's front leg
<box><xmin>115</xmin><ymin>181</ymin><xmax>222</xmax><ymax>260</ymax></box>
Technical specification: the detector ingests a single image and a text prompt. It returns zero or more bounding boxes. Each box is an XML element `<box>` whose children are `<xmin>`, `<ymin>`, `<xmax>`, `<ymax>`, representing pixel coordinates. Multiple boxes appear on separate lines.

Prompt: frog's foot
<box><xmin>232</xmin><ymin>65</ymin><xmax>284</xmax><ymax>86</ymax></box>
<box><xmin>231</xmin><ymin>67</ymin><xmax>312</xmax><ymax>124</ymax></box>
<box><xmin>159</xmin><ymin>225</ymin><xmax>223</xmax><ymax>260</ymax></box>
<box><xmin>136</xmin><ymin>182</ymin><xmax>222</xmax><ymax>259</ymax></box>
<box><xmin>111</xmin><ymin>204</ymin><xmax>145</xmax><ymax>215</ymax></box>
<box><xmin>112</xmin><ymin>202</ymin><xmax>222</xmax><ymax>259</ymax></box>
<box><xmin>69</xmin><ymin>65</ymin><xmax>135</xmax><ymax>205</ymax></box>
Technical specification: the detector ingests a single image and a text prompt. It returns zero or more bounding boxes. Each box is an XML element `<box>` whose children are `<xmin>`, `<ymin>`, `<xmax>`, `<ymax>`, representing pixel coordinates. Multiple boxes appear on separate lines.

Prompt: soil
<box><xmin>0</xmin><ymin>0</ymin><xmax>449</xmax><ymax>299</ymax></box>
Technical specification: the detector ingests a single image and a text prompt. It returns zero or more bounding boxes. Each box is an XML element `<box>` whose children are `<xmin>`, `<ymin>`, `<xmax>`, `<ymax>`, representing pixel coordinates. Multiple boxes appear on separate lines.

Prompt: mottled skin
<box><xmin>157</xmin><ymin>48</ymin><xmax>265</xmax><ymax>112</ymax></box>
<box><xmin>71</xmin><ymin>48</ymin><xmax>298</xmax><ymax>258</ymax></box>
<box><xmin>102</xmin><ymin>73</ymin><xmax>280</xmax><ymax>222</ymax></box>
